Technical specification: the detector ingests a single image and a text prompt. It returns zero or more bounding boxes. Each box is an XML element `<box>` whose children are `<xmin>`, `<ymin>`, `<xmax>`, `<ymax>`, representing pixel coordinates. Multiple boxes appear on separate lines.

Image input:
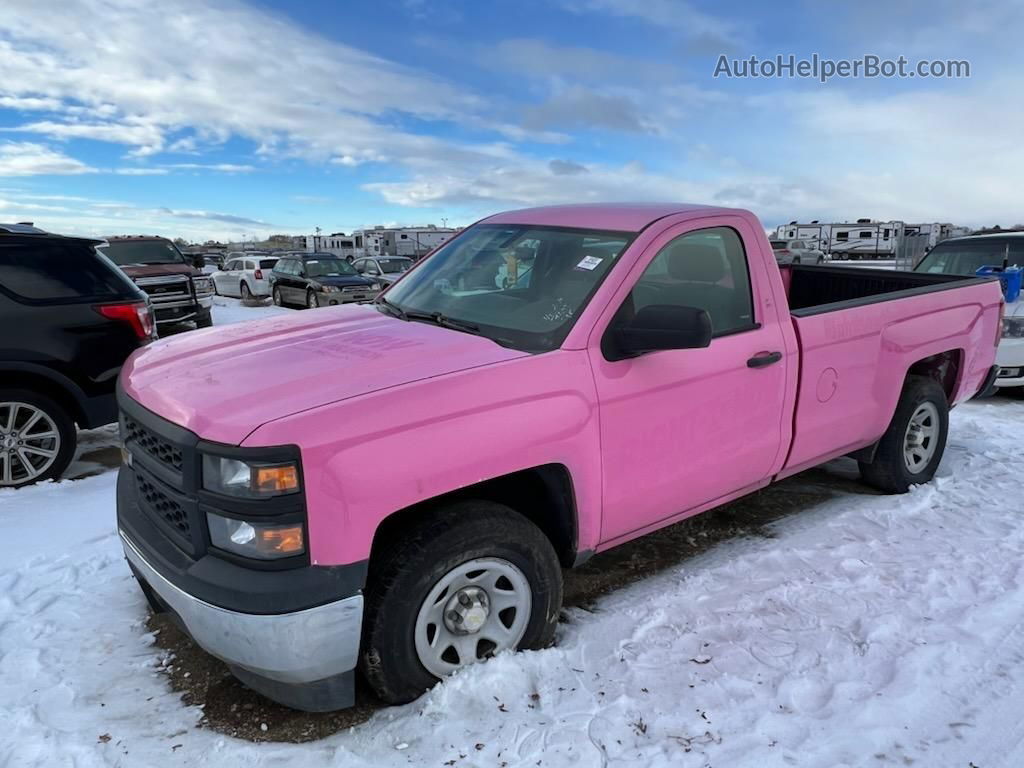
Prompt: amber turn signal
<box><xmin>254</xmin><ymin>464</ymin><xmax>299</xmax><ymax>493</ymax></box>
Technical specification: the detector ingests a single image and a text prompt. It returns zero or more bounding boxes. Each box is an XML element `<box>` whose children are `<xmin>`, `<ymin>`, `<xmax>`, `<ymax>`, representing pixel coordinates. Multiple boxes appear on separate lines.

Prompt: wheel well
<box><xmin>0</xmin><ymin>370</ymin><xmax>84</xmax><ymax>426</ymax></box>
<box><xmin>908</xmin><ymin>349</ymin><xmax>962</xmax><ymax>402</ymax></box>
<box><xmin>369</xmin><ymin>464</ymin><xmax>578</xmax><ymax>569</ymax></box>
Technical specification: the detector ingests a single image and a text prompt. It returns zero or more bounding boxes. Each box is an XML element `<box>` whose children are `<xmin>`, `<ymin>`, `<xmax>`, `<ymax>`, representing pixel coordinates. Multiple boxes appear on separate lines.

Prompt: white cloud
<box><xmin>165</xmin><ymin>163</ymin><xmax>256</xmax><ymax>173</ymax></box>
<box><xmin>114</xmin><ymin>167</ymin><xmax>168</xmax><ymax>176</ymax></box>
<box><xmin>0</xmin><ymin>141</ymin><xmax>95</xmax><ymax>176</ymax></box>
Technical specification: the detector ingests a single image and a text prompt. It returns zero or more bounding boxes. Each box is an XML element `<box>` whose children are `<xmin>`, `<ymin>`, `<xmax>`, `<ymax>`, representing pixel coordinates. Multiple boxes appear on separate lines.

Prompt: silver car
<box><xmin>770</xmin><ymin>239</ymin><xmax>826</xmax><ymax>265</ymax></box>
<box><xmin>353</xmin><ymin>256</ymin><xmax>414</xmax><ymax>287</ymax></box>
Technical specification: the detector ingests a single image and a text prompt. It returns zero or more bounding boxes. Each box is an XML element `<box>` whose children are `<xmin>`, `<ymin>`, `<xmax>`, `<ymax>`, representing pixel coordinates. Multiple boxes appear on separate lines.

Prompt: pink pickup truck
<box><xmin>116</xmin><ymin>203</ymin><xmax>1002</xmax><ymax>711</ymax></box>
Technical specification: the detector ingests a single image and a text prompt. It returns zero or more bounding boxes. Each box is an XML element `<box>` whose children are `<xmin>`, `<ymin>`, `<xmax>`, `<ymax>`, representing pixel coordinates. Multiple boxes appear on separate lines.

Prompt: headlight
<box><xmin>1003</xmin><ymin>318</ymin><xmax>1024</xmax><ymax>338</ymax></box>
<box><xmin>370</xmin><ymin>282</ymin><xmax>382</xmax><ymax>290</ymax></box>
<box><xmin>207</xmin><ymin>513</ymin><xmax>304</xmax><ymax>559</ymax></box>
<box><xmin>321</xmin><ymin>285</ymin><xmax>341</xmax><ymax>293</ymax></box>
<box><xmin>193</xmin><ymin>277</ymin><xmax>212</xmax><ymax>293</ymax></box>
<box><xmin>202</xmin><ymin>455</ymin><xmax>300</xmax><ymax>497</ymax></box>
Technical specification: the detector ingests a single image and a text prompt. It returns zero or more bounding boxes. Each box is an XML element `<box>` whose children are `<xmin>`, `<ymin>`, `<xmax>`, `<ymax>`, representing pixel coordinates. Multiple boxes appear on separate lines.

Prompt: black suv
<box><xmin>0</xmin><ymin>224</ymin><xmax>155</xmax><ymax>487</ymax></box>
<box><xmin>270</xmin><ymin>253</ymin><xmax>382</xmax><ymax>309</ymax></box>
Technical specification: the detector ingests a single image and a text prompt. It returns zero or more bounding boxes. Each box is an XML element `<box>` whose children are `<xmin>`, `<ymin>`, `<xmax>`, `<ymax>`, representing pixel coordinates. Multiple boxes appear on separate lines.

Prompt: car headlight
<box><xmin>206</xmin><ymin>513</ymin><xmax>304</xmax><ymax>559</ymax></box>
<box><xmin>193</xmin><ymin>277</ymin><xmax>212</xmax><ymax>293</ymax></box>
<box><xmin>370</xmin><ymin>282</ymin><xmax>382</xmax><ymax>290</ymax></box>
<box><xmin>202</xmin><ymin>455</ymin><xmax>300</xmax><ymax>497</ymax></box>
<box><xmin>322</xmin><ymin>285</ymin><xmax>341</xmax><ymax>293</ymax></box>
<box><xmin>1003</xmin><ymin>318</ymin><xmax>1024</xmax><ymax>338</ymax></box>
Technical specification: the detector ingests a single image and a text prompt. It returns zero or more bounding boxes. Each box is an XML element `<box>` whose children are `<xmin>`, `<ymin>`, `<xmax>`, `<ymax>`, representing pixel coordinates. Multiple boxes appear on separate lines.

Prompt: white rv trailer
<box><xmin>775</xmin><ymin>219</ymin><xmax>970</xmax><ymax>260</ymax></box>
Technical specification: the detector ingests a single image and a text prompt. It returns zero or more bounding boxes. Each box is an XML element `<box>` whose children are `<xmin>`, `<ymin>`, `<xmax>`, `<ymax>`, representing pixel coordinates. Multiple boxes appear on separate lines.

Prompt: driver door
<box><xmin>589</xmin><ymin>221</ymin><xmax>791</xmax><ymax>545</ymax></box>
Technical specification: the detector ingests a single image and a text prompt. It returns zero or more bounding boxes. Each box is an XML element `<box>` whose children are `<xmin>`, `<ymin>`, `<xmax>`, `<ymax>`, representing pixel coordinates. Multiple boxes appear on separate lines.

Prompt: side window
<box><xmin>626</xmin><ymin>227</ymin><xmax>754</xmax><ymax>336</ymax></box>
<box><xmin>0</xmin><ymin>240</ymin><xmax>128</xmax><ymax>302</ymax></box>
<box><xmin>245</xmin><ymin>260</ymin><xmax>256</xmax><ymax>271</ymax></box>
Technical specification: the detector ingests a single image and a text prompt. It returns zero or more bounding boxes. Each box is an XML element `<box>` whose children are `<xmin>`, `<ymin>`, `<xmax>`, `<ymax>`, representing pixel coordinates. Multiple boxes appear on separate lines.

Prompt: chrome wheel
<box><xmin>307</xmin><ymin>291</ymin><xmax>319</xmax><ymax>309</ymax></box>
<box><xmin>414</xmin><ymin>557</ymin><xmax>532</xmax><ymax>678</ymax></box>
<box><xmin>903</xmin><ymin>401</ymin><xmax>939</xmax><ymax>473</ymax></box>
<box><xmin>0</xmin><ymin>402</ymin><xmax>61</xmax><ymax>486</ymax></box>
<box><xmin>272</xmin><ymin>287</ymin><xmax>282</xmax><ymax>306</ymax></box>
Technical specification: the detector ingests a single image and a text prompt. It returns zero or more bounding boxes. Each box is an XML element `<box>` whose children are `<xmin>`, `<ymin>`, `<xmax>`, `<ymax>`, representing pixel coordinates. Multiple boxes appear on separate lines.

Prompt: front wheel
<box><xmin>859</xmin><ymin>375</ymin><xmax>949</xmax><ymax>493</ymax></box>
<box><xmin>306</xmin><ymin>290</ymin><xmax>319</xmax><ymax>309</ymax></box>
<box><xmin>360</xmin><ymin>501</ymin><xmax>562</xmax><ymax>705</ymax></box>
<box><xmin>272</xmin><ymin>286</ymin><xmax>284</xmax><ymax>307</ymax></box>
<box><xmin>0</xmin><ymin>391</ymin><xmax>77</xmax><ymax>488</ymax></box>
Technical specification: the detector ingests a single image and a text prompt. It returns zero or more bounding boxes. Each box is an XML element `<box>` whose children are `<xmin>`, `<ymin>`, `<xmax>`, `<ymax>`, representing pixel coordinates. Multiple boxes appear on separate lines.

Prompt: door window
<box><xmin>622</xmin><ymin>227</ymin><xmax>755</xmax><ymax>337</ymax></box>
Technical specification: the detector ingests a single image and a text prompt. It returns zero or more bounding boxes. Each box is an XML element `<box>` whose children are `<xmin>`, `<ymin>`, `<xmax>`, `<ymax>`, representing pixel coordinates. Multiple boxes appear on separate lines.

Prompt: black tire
<box><xmin>360</xmin><ymin>501</ymin><xmax>563</xmax><ymax>705</ymax></box>
<box><xmin>195</xmin><ymin>310</ymin><xmax>213</xmax><ymax>328</ymax></box>
<box><xmin>859</xmin><ymin>375</ymin><xmax>948</xmax><ymax>493</ymax></box>
<box><xmin>240</xmin><ymin>282</ymin><xmax>251</xmax><ymax>302</ymax></box>
<box><xmin>272</xmin><ymin>286</ymin><xmax>285</xmax><ymax>307</ymax></box>
<box><xmin>306</xmin><ymin>290</ymin><xmax>319</xmax><ymax>309</ymax></box>
<box><xmin>0</xmin><ymin>389</ymin><xmax>77</xmax><ymax>488</ymax></box>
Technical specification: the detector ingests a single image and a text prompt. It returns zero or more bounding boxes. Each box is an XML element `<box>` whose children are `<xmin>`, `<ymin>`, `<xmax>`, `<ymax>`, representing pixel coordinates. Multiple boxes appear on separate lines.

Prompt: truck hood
<box><xmin>119</xmin><ymin>263</ymin><xmax>199</xmax><ymax>278</ymax></box>
<box><xmin>121</xmin><ymin>304</ymin><xmax>528</xmax><ymax>444</ymax></box>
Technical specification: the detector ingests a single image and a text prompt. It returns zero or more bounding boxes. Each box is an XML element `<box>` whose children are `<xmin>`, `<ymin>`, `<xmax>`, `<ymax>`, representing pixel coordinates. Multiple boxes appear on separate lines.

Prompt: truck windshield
<box><xmin>381</xmin><ymin>224</ymin><xmax>632</xmax><ymax>352</ymax></box>
<box><xmin>915</xmin><ymin>239</ymin><xmax>1024</xmax><ymax>275</ymax></box>
<box><xmin>101</xmin><ymin>240</ymin><xmax>186</xmax><ymax>266</ymax></box>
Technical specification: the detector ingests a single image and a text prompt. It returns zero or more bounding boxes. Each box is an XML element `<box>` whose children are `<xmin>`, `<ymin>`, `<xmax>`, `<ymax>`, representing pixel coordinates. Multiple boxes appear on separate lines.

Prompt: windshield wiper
<box><xmin>374</xmin><ymin>295</ymin><xmax>408</xmax><ymax>321</ymax></box>
<box><xmin>405</xmin><ymin>309</ymin><xmax>480</xmax><ymax>334</ymax></box>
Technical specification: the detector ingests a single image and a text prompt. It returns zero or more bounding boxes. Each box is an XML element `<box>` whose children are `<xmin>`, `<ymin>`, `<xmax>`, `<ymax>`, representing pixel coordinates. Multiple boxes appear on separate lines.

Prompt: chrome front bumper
<box><xmin>121</xmin><ymin>531</ymin><xmax>363</xmax><ymax>691</ymax></box>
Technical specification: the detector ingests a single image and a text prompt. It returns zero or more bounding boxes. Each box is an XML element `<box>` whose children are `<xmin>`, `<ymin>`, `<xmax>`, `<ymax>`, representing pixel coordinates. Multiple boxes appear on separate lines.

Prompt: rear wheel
<box><xmin>0</xmin><ymin>391</ymin><xmax>76</xmax><ymax>488</ymax></box>
<box><xmin>240</xmin><ymin>282</ymin><xmax>252</xmax><ymax>302</ymax></box>
<box><xmin>859</xmin><ymin>376</ymin><xmax>948</xmax><ymax>493</ymax></box>
<box><xmin>360</xmin><ymin>501</ymin><xmax>562</xmax><ymax>705</ymax></box>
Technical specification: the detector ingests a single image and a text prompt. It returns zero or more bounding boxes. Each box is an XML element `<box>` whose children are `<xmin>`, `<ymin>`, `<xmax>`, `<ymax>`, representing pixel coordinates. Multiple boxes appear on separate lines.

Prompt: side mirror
<box><xmin>609</xmin><ymin>304</ymin><xmax>712</xmax><ymax>360</ymax></box>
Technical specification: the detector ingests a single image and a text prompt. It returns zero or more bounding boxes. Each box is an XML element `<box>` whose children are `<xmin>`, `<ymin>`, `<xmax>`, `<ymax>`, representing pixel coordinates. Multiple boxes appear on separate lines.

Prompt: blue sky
<box><xmin>0</xmin><ymin>0</ymin><xmax>1018</xmax><ymax>241</ymax></box>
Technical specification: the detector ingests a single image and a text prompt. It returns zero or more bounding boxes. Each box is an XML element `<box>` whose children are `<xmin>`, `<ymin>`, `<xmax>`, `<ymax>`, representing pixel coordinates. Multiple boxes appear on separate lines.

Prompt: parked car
<box><xmin>770</xmin><ymin>239</ymin><xmax>826</xmax><ymax>265</ymax></box>
<box><xmin>200</xmin><ymin>254</ymin><xmax>224</xmax><ymax>275</ymax></box>
<box><xmin>0</xmin><ymin>223</ymin><xmax>154</xmax><ymax>488</ymax></box>
<box><xmin>212</xmin><ymin>255</ymin><xmax>279</xmax><ymax>300</ymax></box>
<box><xmin>269</xmin><ymin>253</ymin><xmax>382</xmax><ymax>308</ymax></box>
<box><xmin>915</xmin><ymin>233</ymin><xmax>1023</xmax><ymax>393</ymax></box>
<box><xmin>353</xmin><ymin>256</ymin><xmax>414</xmax><ymax>287</ymax></box>
<box><xmin>116</xmin><ymin>203</ymin><xmax>1001</xmax><ymax>712</ymax></box>
<box><xmin>99</xmin><ymin>236</ymin><xmax>214</xmax><ymax>331</ymax></box>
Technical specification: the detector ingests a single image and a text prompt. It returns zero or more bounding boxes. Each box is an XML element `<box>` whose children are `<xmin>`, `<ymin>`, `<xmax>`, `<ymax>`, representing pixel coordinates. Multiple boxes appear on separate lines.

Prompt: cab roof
<box><xmin>483</xmin><ymin>203</ymin><xmax>741</xmax><ymax>233</ymax></box>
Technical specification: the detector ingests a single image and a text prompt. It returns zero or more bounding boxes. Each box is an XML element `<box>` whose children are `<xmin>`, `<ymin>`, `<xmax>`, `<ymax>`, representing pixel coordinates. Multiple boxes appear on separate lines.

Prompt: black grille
<box><xmin>124</xmin><ymin>416</ymin><xmax>183</xmax><ymax>472</ymax></box>
<box><xmin>136</xmin><ymin>472</ymin><xmax>191</xmax><ymax>539</ymax></box>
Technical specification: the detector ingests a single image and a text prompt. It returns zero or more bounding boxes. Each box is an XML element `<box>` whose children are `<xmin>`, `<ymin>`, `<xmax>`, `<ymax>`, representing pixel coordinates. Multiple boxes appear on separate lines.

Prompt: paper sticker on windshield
<box><xmin>576</xmin><ymin>256</ymin><xmax>602</xmax><ymax>271</ymax></box>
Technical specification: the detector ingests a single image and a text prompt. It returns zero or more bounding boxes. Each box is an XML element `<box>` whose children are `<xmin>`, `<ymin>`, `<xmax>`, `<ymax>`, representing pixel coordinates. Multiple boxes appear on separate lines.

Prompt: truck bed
<box><xmin>777</xmin><ymin>264</ymin><xmax>1000</xmax><ymax>479</ymax></box>
<box><xmin>782</xmin><ymin>264</ymin><xmax>993</xmax><ymax>316</ymax></box>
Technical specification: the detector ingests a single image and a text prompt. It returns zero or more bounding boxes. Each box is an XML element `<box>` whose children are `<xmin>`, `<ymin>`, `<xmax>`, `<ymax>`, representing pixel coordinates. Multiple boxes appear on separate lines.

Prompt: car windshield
<box><xmin>379</xmin><ymin>258</ymin><xmax>412</xmax><ymax>273</ymax></box>
<box><xmin>769</xmin><ymin>240</ymin><xmax>788</xmax><ymax>250</ymax></box>
<box><xmin>305</xmin><ymin>258</ymin><xmax>356</xmax><ymax>277</ymax></box>
<box><xmin>382</xmin><ymin>223</ymin><xmax>632</xmax><ymax>352</ymax></box>
<box><xmin>101</xmin><ymin>240</ymin><xmax>186</xmax><ymax>266</ymax></box>
<box><xmin>915</xmin><ymin>239</ymin><xmax>1024</xmax><ymax>275</ymax></box>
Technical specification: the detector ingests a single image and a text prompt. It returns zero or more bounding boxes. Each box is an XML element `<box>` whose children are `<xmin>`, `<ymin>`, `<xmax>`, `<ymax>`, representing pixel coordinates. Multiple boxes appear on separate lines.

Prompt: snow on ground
<box><xmin>1</xmin><ymin>299</ymin><xmax>1023</xmax><ymax>766</ymax></box>
<box><xmin>209</xmin><ymin>295</ymin><xmax>294</xmax><ymax>325</ymax></box>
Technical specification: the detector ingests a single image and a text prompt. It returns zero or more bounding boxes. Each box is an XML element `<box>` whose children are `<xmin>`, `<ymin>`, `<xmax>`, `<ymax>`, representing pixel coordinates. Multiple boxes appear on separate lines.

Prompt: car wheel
<box><xmin>240</xmin><ymin>282</ymin><xmax>252</xmax><ymax>302</ymax></box>
<box><xmin>272</xmin><ymin>286</ymin><xmax>284</xmax><ymax>307</ymax></box>
<box><xmin>307</xmin><ymin>290</ymin><xmax>319</xmax><ymax>309</ymax></box>
<box><xmin>859</xmin><ymin>375</ymin><xmax>949</xmax><ymax>494</ymax></box>
<box><xmin>360</xmin><ymin>501</ymin><xmax>562</xmax><ymax>705</ymax></box>
<box><xmin>792</xmin><ymin>256</ymin><xmax>801</xmax><ymax>265</ymax></box>
<box><xmin>0</xmin><ymin>390</ymin><xmax>77</xmax><ymax>488</ymax></box>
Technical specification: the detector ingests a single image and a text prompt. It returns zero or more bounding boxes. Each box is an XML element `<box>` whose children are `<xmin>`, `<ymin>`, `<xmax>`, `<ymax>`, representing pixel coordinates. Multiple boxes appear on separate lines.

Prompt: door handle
<box><xmin>747</xmin><ymin>351</ymin><xmax>783</xmax><ymax>368</ymax></box>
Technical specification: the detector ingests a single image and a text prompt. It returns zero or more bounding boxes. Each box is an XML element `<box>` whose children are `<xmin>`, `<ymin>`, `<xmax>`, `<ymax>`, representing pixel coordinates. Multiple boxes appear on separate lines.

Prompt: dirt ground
<box><xmin>147</xmin><ymin>459</ymin><xmax>879</xmax><ymax>743</ymax></box>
